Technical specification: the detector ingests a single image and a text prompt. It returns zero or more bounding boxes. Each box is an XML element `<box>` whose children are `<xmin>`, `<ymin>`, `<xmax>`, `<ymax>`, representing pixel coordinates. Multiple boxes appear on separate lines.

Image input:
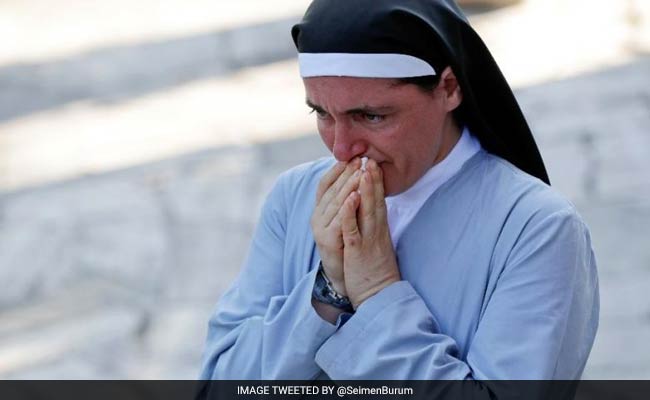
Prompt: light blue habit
<box><xmin>199</xmin><ymin>149</ymin><xmax>599</xmax><ymax>380</ymax></box>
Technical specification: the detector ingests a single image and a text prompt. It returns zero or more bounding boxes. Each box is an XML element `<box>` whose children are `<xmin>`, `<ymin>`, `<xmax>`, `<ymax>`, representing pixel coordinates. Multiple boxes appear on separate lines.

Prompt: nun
<box><xmin>200</xmin><ymin>0</ymin><xmax>599</xmax><ymax>382</ymax></box>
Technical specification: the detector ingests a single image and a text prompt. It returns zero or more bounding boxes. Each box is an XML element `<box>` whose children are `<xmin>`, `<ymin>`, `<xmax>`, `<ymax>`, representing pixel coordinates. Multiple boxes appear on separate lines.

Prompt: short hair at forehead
<box><xmin>305</xmin><ymin>98</ymin><xmax>395</xmax><ymax>115</ymax></box>
<box><xmin>391</xmin><ymin>75</ymin><xmax>442</xmax><ymax>92</ymax></box>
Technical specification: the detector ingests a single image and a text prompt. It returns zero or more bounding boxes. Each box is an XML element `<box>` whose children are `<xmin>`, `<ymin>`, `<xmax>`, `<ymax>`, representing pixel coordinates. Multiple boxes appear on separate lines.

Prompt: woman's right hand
<box><xmin>310</xmin><ymin>158</ymin><xmax>362</xmax><ymax>296</ymax></box>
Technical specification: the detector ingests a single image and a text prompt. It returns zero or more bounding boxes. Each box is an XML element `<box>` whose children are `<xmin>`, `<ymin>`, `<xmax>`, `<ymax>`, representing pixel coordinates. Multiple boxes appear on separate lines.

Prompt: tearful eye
<box><xmin>364</xmin><ymin>113</ymin><xmax>385</xmax><ymax>123</ymax></box>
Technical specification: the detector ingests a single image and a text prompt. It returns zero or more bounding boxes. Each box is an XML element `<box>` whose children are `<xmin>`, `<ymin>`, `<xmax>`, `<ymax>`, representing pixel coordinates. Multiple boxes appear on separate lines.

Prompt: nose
<box><xmin>331</xmin><ymin>121</ymin><xmax>367</xmax><ymax>162</ymax></box>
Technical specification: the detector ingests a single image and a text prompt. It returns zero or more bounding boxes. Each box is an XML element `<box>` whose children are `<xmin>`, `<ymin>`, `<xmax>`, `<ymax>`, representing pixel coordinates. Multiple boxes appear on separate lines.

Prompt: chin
<box><xmin>384</xmin><ymin>183</ymin><xmax>404</xmax><ymax>197</ymax></box>
<box><xmin>382</xmin><ymin>168</ymin><xmax>413</xmax><ymax>197</ymax></box>
<box><xmin>381</xmin><ymin>166</ymin><xmax>401</xmax><ymax>197</ymax></box>
<box><xmin>381</xmin><ymin>170</ymin><xmax>400</xmax><ymax>197</ymax></box>
<box><xmin>381</xmin><ymin>163</ymin><xmax>412</xmax><ymax>197</ymax></box>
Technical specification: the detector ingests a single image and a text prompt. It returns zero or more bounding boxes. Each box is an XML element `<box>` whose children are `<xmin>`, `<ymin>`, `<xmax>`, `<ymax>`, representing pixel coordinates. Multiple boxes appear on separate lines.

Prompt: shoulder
<box><xmin>255</xmin><ymin>157</ymin><xmax>335</xmax><ymax>237</ymax></box>
<box><xmin>451</xmin><ymin>150</ymin><xmax>591</xmax><ymax>257</ymax></box>
<box><xmin>276</xmin><ymin>157</ymin><xmax>336</xmax><ymax>188</ymax></box>
<box><xmin>263</xmin><ymin>157</ymin><xmax>335</xmax><ymax>215</ymax></box>
<box><xmin>273</xmin><ymin>157</ymin><xmax>336</xmax><ymax>197</ymax></box>
<box><xmin>450</xmin><ymin>153</ymin><xmax>597</xmax><ymax>305</ymax></box>
<box><xmin>470</xmin><ymin>151</ymin><xmax>592</xmax><ymax>257</ymax></box>
<box><xmin>475</xmin><ymin>151</ymin><xmax>582</xmax><ymax>222</ymax></box>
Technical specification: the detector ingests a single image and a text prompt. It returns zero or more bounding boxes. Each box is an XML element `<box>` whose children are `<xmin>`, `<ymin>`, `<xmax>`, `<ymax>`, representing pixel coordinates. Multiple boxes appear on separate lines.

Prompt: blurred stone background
<box><xmin>0</xmin><ymin>0</ymin><xmax>648</xmax><ymax>379</ymax></box>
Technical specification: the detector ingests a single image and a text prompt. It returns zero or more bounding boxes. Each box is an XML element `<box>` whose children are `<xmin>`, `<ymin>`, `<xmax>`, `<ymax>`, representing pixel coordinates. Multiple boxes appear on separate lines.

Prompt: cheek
<box><xmin>377</xmin><ymin>124</ymin><xmax>412</xmax><ymax>155</ymax></box>
<box><xmin>317</xmin><ymin>122</ymin><xmax>335</xmax><ymax>152</ymax></box>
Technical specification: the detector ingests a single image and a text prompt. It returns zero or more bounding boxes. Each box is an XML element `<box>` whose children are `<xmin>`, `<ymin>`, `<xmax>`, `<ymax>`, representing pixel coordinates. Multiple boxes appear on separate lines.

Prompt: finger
<box><xmin>370</xmin><ymin>160</ymin><xmax>388</xmax><ymax>223</ymax></box>
<box><xmin>323</xmin><ymin>169</ymin><xmax>361</xmax><ymax>227</ymax></box>
<box><xmin>358</xmin><ymin>169</ymin><xmax>376</xmax><ymax>236</ymax></box>
<box><xmin>326</xmin><ymin>213</ymin><xmax>344</xmax><ymax>251</ymax></box>
<box><xmin>316</xmin><ymin>161</ymin><xmax>346</xmax><ymax>204</ymax></box>
<box><xmin>315</xmin><ymin>161</ymin><xmax>352</xmax><ymax>217</ymax></box>
<box><xmin>340</xmin><ymin>191</ymin><xmax>361</xmax><ymax>248</ymax></box>
<box><xmin>328</xmin><ymin>213</ymin><xmax>342</xmax><ymax>233</ymax></box>
<box><xmin>319</xmin><ymin>158</ymin><xmax>361</xmax><ymax>213</ymax></box>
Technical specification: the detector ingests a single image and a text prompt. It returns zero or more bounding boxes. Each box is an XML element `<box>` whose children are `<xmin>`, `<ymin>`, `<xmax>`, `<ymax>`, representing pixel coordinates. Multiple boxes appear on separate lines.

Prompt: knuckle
<box><xmin>345</xmin><ymin>235</ymin><xmax>360</xmax><ymax>247</ymax></box>
<box><xmin>325</xmin><ymin>203</ymin><xmax>338</xmax><ymax>217</ymax></box>
<box><xmin>327</xmin><ymin>182</ymin><xmax>339</xmax><ymax>197</ymax></box>
<box><xmin>318</xmin><ymin>177</ymin><xmax>328</xmax><ymax>190</ymax></box>
<box><xmin>335</xmin><ymin>191</ymin><xmax>349</xmax><ymax>207</ymax></box>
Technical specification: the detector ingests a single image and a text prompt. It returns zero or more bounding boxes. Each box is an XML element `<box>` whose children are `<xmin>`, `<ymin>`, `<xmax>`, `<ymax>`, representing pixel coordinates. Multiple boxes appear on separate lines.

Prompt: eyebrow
<box><xmin>305</xmin><ymin>99</ymin><xmax>325</xmax><ymax>113</ymax></box>
<box><xmin>305</xmin><ymin>99</ymin><xmax>394</xmax><ymax>115</ymax></box>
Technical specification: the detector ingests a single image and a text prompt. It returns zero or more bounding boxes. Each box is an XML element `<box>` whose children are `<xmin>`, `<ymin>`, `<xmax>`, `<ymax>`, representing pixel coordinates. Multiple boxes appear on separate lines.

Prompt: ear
<box><xmin>438</xmin><ymin>66</ymin><xmax>463</xmax><ymax>112</ymax></box>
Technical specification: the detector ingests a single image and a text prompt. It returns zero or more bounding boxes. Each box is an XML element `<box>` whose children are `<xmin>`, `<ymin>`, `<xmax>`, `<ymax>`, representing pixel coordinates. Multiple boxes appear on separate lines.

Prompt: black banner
<box><xmin>0</xmin><ymin>380</ymin><xmax>647</xmax><ymax>400</ymax></box>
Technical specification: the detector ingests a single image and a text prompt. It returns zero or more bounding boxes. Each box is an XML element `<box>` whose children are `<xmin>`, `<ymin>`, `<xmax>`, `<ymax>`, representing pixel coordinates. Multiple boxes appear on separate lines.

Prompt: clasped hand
<box><xmin>311</xmin><ymin>158</ymin><xmax>401</xmax><ymax>309</ymax></box>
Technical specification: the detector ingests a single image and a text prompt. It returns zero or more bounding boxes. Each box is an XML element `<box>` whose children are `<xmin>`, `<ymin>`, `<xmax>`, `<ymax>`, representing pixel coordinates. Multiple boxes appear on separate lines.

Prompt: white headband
<box><xmin>298</xmin><ymin>53</ymin><xmax>436</xmax><ymax>78</ymax></box>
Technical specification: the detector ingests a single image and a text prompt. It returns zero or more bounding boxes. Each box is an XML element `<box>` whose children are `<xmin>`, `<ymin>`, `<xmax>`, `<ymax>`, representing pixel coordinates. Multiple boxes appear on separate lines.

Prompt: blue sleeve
<box><xmin>199</xmin><ymin>172</ymin><xmax>338</xmax><ymax>380</ymax></box>
<box><xmin>315</xmin><ymin>209</ymin><xmax>599</xmax><ymax>380</ymax></box>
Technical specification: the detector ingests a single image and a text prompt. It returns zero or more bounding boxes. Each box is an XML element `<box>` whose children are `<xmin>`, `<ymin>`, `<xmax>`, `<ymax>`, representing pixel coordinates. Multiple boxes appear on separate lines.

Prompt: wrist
<box><xmin>312</xmin><ymin>262</ymin><xmax>354</xmax><ymax>313</ymax></box>
<box><xmin>350</xmin><ymin>276</ymin><xmax>401</xmax><ymax>309</ymax></box>
<box><xmin>328</xmin><ymin>278</ymin><xmax>347</xmax><ymax>296</ymax></box>
<box><xmin>319</xmin><ymin>262</ymin><xmax>347</xmax><ymax>296</ymax></box>
<box><xmin>311</xmin><ymin>298</ymin><xmax>346</xmax><ymax>325</ymax></box>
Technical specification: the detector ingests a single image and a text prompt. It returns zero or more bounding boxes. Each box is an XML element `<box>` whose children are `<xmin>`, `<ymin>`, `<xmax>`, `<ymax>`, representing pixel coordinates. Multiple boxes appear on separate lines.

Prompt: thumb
<box><xmin>340</xmin><ymin>191</ymin><xmax>361</xmax><ymax>248</ymax></box>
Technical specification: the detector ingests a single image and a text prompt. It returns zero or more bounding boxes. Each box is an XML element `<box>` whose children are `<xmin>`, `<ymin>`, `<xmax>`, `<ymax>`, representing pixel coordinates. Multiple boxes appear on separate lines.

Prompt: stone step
<box><xmin>0</xmin><ymin>281</ymin><xmax>144</xmax><ymax>377</ymax></box>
